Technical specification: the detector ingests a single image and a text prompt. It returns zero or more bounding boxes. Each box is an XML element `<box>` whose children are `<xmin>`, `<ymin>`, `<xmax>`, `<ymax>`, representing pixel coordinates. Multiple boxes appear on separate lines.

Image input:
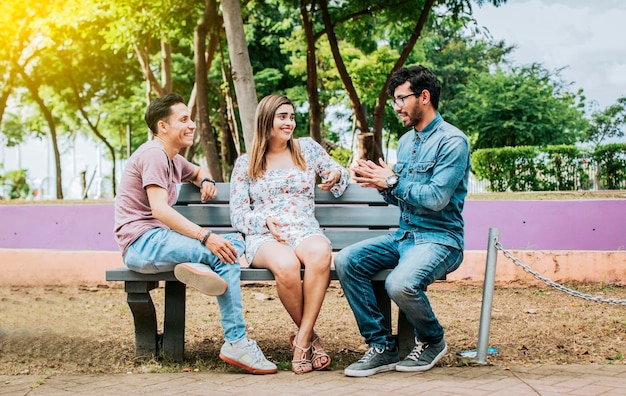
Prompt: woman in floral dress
<box><xmin>230</xmin><ymin>94</ymin><xmax>349</xmax><ymax>374</ymax></box>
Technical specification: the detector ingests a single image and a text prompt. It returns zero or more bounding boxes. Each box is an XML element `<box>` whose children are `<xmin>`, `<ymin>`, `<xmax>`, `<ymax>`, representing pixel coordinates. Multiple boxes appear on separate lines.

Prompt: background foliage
<box><xmin>472</xmin><ymin>143</ymin><xmax>626</xmax><ymax>192</ymax></box>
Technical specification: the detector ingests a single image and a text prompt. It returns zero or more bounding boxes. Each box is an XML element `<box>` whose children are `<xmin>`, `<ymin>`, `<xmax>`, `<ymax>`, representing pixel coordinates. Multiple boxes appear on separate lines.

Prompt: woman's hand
<box><xmin>266</xmin><ymin>217</ymin><xmax>286</xmax><ymax>242</ymax></box>
<box><xmin>317</xmin><ymin>169</ymin><xmax>341</xmax><ymax>191</ymax></box>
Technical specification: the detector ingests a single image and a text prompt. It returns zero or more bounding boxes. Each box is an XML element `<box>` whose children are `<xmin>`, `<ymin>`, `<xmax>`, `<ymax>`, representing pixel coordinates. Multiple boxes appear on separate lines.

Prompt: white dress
<box><xmin>230</xmin><ymin>138</ymin><xmax>349</xmax><ymax>264</ymax></box>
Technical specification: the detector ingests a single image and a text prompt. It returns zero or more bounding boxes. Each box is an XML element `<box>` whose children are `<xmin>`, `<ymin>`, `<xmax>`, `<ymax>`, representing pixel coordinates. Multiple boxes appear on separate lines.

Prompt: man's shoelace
<box><xmin>357</xmin><ymin>346</ymin><xmax>385</xmax><ymax>363</ymax></box>
<box><xmin>405</xmin><ymin>342</ymin><xmax>427</xmax><ymax>361</ymax></box>
<box><xmin>245</xmin><ymin>340</ymin><xmax>266</xmax><ymax>362</ymax></box>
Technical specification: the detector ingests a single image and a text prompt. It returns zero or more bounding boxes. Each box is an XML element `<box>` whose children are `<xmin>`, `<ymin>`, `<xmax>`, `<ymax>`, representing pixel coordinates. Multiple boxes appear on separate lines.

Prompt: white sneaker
<box><xmin>174</xmin><ymin>263</ymin><xmax>228</xmax><ymax>296</ymax></box>
<box><xmin>219</xmin><ymin>339</ymin><xmax>278</xmax><ymax>374</ymax></box>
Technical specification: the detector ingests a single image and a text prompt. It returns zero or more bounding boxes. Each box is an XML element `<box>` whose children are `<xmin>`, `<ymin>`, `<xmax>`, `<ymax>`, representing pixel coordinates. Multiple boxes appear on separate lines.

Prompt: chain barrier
<box><xmin>495</xmin><ymin>241</ymin><xmax>626</xmax><ymax>306</ymax></box>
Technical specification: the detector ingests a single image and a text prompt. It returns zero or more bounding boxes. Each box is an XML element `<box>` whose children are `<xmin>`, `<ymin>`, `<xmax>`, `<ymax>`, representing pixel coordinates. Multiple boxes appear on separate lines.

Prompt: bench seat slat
<box><xmin>174</xmin><ymin>206</ymin><xmax>232</xmax><ymax>228</ymax></box>
<box><xmin>175</xmin><ymin>206</ymin><xmax>399</xmax><ymax>229</ymax></box>
<box><xmin>106</xmin><ymin>267</ymin><xmax>393</xmax><ymax>282</ymax></box>
<box><xmin>176</xmin><ymin>183</ymin><xmax>388</xmax><ymax>205</ymax></box>
<box><xmin>315</xmin><ymin>206</ymin><xmax>398</xmax><ymax>227</ymax></box>
<box><xmin>324</xmin><ymin>229</ymin><xmax>394</xmax><ymax>249</ymax></box>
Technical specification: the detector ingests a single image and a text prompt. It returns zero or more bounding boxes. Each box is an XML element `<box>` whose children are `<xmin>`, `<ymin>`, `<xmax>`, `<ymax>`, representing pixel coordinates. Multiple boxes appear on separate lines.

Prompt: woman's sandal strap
<box><xmin>311</xmin><ymin>336</ymin><xmax>331</xmax><ymax>370</ymax></box>
<box><xmin>291</xmin><ymin>336</ymin><xmax>313</xmax><ymax>374</ymax></box>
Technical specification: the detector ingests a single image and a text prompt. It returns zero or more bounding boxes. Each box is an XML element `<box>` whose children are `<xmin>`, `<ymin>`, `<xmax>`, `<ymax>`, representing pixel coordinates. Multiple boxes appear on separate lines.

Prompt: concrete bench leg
<box><xmin>125</xmin><ymin>281</ymin><xmax>159</xmax><ymax>359</ymax></box>
<box><xmin>372</xmin><ymin>280</ymin><xmax>393</xmax><ymax>334</ymax></box>
<box><xmin>372</xmin><ymin>280</ymin><xmax>412</xmax><ymax>356</ymax></box>
<box><xmin>162</xmin><ymin>280</ymin><xmax>186</xmax><ymax>362</ymax></box>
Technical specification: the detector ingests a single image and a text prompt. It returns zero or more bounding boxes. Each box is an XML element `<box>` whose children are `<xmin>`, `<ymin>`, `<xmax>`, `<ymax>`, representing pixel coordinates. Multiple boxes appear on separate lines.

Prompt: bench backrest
<box><xmin>175</xmin><ymin>182</ymin><xmax>399</xmax><ymax>251</ymax></box>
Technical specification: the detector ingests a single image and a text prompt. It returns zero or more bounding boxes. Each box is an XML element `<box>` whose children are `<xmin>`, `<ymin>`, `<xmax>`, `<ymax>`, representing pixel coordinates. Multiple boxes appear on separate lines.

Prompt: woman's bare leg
<box><xmin>295</xmin><ymin>236</ymin><xmax>332</xmax><ymax>368</ymax></box>
<box><xmin>252</xmin><ymin>242</ymin><xmax>304</xmax><ymax>325</ymax></box>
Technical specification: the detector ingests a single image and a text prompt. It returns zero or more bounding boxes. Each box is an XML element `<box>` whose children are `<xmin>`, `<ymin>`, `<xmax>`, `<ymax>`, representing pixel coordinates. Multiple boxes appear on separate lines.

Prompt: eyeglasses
<box><xmin>389</xmin><ymin>93</ymin><xmax>417</xmax><ymax>108</ymax></box>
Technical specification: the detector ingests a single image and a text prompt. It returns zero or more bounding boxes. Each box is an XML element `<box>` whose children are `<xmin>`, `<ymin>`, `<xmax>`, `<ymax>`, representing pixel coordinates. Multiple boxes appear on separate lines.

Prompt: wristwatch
<box><xmin>386</xmin><ymin>174</ymin><xmax>399</xmax><ymax>190</ymax></box>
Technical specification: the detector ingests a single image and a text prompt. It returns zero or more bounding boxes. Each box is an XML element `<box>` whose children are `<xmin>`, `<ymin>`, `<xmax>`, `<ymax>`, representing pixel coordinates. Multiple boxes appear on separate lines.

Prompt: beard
<box><xmin>398</xmin><ymin>106</ymin><xmax>422</xmax><ymax>128</ymax></box>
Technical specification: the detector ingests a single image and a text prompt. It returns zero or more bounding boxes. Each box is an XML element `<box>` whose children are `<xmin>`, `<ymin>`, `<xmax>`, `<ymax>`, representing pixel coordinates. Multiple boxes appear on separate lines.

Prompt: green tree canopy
<box><xmin>455</xmin><ymin>64</ymin><xmax>588</xmax><ymax>150</ymax></box>
<box><xmin>585</xmin><ymin>96</ymin><xmax>626</xmax><ymax>146</ymax></box>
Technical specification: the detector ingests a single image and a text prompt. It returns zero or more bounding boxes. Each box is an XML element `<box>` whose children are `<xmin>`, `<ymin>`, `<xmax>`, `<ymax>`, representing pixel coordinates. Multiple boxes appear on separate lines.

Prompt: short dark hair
<box><xmin>144</xmin><ymin>93</ymin><xmax>186</xmax><ymax>135</ymax></box>
<box><xmin>388</xmin><ymin>65</ymin><xmax>441</xmax><ymax>110</ymax></box>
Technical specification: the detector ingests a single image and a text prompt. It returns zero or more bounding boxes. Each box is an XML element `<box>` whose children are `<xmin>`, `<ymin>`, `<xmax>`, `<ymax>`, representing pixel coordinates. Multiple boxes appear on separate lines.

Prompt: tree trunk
<box><xmin>221</xmin><ymin>56</ymin><xmax>242</xmax><ymax>160</ymax></box>
<box><xmin>319</xmin><ymin>2</ymin><xmax>370</xmax><ymax>137</ymax></box>
<box><xmin>371</xmin><ymin>0</ymin><xmax>436</xmax><ymax>156</ymax></box>
<box><xmin>219</xmin><ymin>53</ymin><xmax>241</xmax><ymax>180</ymax></box>
<box><xmin>0</xmin><ymin>71</ymin><xmax>15</xmax><ymax>127</ymax></box>
<box><xmin>356</xmin><ymin>132</ymin><xmax>378</xmax><ymax>166</ymax></box>
<box><xmin>317</xmin><ymin>0</ymin><xmax>435</xmax><ymax>162</ymax></box>
<box><xmin>183</xmin><ymin>0</ymin><xmax>222</xmax><ymax>164</ymax></box>
<box><xmin>300</xmin><ymin>0</ymin><xmax>322</xmax><ymax>143</ymax></box>
<box><xmin>18</xmin><ymin>69</ymin><xmax>64</xmax><ymax>199</ymax></box>
<box><xmin>75</xmin><ymin>106</ymin><xmax>118</xmax><ymax>197</ymax></box>
<box><xmin>221</xmin><ymin>0</ymin><xmax>257</xmax><ymax>151</ymax></box>
<box><xmin>319</xmin><ymin>1</ymin><xmax>382</xmax><ymax>161</ymax></box>
<box><xmin>194</xmin><ymin>0</ymin><xmax>223</xmax><ymax>181</ymax></box>
<box><xmin>134</xmin><ymin>43</ymin><xmax>166</xmax><ymax>99</ymax></box>
<box><xmin>161</xmin><ymin>41</ymin><xmax>172</xmax><ymax>93</ymax></box>
<box><xmin>216</xmin><ymin>88</ymin><xmax>238</xmax><ymax>181</ymax></box>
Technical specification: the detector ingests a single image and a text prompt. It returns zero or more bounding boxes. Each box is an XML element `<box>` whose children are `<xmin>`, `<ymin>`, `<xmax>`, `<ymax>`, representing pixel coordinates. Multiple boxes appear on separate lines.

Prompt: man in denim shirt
<box><xmin>335</xmin><ymin>65</ymin><xmax>470</xmax><ymax>377</ymax></box>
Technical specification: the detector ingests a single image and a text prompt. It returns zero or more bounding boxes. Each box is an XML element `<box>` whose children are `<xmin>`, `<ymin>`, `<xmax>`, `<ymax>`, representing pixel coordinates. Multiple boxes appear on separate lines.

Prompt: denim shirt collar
<box><xmin>415</xmin><ymin>113</ymin><xmax>442</xmax><ymax>142</ymax></box>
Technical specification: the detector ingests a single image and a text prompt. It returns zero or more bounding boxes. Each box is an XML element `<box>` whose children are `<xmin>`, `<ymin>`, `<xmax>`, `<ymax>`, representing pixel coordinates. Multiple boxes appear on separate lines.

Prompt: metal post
<box><xmin>476</xmin><ymin>227</ymin><xmax>499</xmax><ymax>364</ymax></box>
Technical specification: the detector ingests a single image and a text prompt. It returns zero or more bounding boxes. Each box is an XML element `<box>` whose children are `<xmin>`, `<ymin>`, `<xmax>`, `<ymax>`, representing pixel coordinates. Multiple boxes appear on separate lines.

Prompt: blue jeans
<box><xmin>334</xmin><ymin>232</ymin><xmax>463</xmax><ymax>350</ymax></box>
<box><xmin>124</xmin><ymin>228</ymin><xmax>247</xmax><ymax>343</ymax></box>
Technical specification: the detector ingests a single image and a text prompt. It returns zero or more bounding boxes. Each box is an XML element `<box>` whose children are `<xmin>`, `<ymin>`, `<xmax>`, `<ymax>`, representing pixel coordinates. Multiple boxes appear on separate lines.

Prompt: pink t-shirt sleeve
<box><xmin>114</xmin><ymin>140</ymin><xmax>198</xmax><ymax>256</ymax></box>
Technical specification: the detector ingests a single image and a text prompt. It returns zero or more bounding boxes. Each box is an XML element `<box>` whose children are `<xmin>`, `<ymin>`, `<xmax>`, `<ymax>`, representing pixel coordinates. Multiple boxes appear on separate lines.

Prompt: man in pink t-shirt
<box><xmin>113</xmin><ymin>93</ymin><xmax>276</xmax><ymax>375</ymax></box>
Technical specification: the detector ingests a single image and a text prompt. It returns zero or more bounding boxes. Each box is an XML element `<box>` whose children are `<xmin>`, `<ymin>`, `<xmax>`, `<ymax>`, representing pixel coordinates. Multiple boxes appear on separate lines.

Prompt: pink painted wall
<box><xmin>2</xmin><ymin>249</ymin><xmax>625</xmax><ymax>286</ymax></box>
<box><xmin>463</xmin><ymin>199</ymin><xmax>626</xmax><ymax>251</ymax></box>
<box><xmin>1</xmin><ymin>200</ymin><xmax>625</xmax><ymax>252</ymax></box>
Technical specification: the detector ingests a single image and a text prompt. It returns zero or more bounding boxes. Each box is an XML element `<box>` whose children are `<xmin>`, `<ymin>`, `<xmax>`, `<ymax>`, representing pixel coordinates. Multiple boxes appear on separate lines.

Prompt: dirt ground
<box><xmin>1</xmin><ymin>279</ymin><xmax>625</xmax><ymax>376</ymax></box>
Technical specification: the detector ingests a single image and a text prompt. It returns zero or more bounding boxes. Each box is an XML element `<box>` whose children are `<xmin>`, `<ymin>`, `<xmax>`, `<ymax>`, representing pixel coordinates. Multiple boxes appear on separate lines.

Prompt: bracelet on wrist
<box><xmin>200</xmin><ymin>177</ymin><xmax>216</xmax><ymax>187</ymax></box>
<box><xmin>200</xmin><ymin>230</ymin><xmax>212</xmax><ymax>245</ymax></box>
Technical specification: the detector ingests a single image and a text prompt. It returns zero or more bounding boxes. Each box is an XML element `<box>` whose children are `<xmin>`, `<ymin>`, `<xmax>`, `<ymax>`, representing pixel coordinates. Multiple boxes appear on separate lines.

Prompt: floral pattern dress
<box><xmin>230</xmin><ymin>137</ymin><xmax>349</xmax><ymax>264</ymax></box>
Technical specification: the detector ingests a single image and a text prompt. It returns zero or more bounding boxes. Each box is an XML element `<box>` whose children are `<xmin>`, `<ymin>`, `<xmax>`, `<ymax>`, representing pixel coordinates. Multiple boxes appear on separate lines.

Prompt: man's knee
<box><xmin>385</xmin><ymin>270</ymin><xmax>429</xmax><ymax>299</ymax></box>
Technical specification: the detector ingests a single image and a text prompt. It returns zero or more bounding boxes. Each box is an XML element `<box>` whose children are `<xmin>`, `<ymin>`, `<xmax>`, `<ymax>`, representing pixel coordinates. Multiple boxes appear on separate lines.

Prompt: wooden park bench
<box><xmin>106</xmin><ymin>182</ymin><xmax>437</xmax><ymax>362</ymax></box>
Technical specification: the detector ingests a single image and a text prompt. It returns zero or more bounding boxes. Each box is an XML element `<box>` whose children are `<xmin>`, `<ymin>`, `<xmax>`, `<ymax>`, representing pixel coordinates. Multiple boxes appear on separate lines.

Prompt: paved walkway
<box><xmin>2</xmin><ymin>364</ymin><xmax>626</xmax><ymax>395</ymax></box>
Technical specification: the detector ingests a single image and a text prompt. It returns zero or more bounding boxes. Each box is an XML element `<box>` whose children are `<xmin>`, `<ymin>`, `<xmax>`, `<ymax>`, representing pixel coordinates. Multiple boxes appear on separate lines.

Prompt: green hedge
<box><xmin>593</xmin><ymin>144</ymin><xmax>626</xmax><ymax>190</ymax></box>
<box><xmin>472</xmin><ymin>144</ymin><xmax>626</xmax><ymax>192</ymax></box>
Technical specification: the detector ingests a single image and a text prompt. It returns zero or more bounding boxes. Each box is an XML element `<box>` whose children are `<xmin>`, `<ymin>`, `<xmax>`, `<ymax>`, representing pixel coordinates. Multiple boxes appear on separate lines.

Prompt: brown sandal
<box><xmin>311</xmin><ymin>335</ymin><xmax>331</xmax><ymax>370</ymax></box>
<box><xmin>291</xmin><ymin>335</ymin><xmax>312</xmax><ymax>374</ymax></box>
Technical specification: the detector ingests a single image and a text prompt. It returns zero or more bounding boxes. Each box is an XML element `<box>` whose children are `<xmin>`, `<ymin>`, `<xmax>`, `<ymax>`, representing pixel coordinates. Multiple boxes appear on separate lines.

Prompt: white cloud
<box><xmin>473</xmin><ymin>0</ymin><xmax>626</xmax><ymax>108</ymax></box>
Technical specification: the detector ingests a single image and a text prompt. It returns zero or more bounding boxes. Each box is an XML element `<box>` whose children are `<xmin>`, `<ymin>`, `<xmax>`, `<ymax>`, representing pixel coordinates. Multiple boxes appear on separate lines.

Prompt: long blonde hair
<box><xmin>247</xmin><ymin>94</ymin><xmax>306</xmax><ymax>179</ymax></box>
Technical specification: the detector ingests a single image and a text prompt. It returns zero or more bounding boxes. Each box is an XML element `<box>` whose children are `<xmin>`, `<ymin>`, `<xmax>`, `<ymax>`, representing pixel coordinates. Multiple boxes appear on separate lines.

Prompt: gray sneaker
<box><xmin>396</xmin><ymin>339</ymin><xmax>448</xmax><ymax>372</ymax></box>
<box><xmin>219</xmin><ymin>339</ymin><xmax>278</xmax><ymax>375</ymax></box>
<box><xmin>174</xmin><ymin>262</ymin><xmax>228</xmax><ymax>296</ymax></box>
<box><xmin>344</xmin><ymin>346</ymin><xmax>399</xmax><ymax>377</ymax></box>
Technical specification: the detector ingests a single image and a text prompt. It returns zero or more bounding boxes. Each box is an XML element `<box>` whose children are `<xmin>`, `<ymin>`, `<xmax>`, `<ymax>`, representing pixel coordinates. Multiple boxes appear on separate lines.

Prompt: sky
<box><xmin>472</xmin><ymin>0</ymin><xmax>626</xmax><ymax>110</ymax></box>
